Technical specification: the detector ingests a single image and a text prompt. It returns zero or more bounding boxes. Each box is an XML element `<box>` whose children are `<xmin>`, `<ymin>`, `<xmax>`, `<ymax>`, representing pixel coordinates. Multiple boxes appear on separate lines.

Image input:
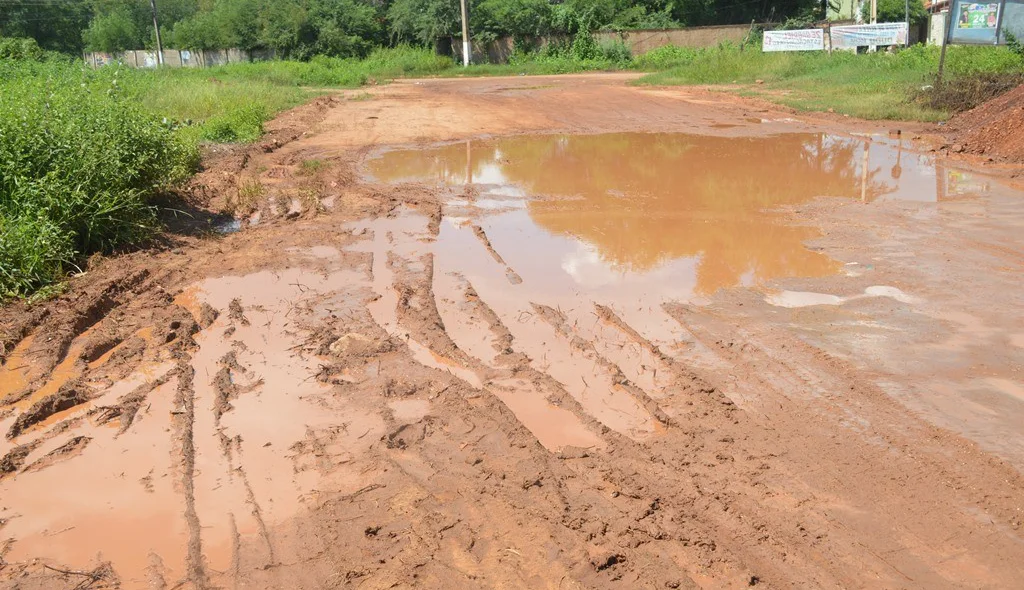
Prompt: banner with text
<box><xmin>763</xmin><ymin>29</ymin><xmax>825</xmax><ymax>52</ymax></box>
<box><xmin>831</xmin><ymin>23</ymin><xmax>909</xmax><ymax>48</ymax></box>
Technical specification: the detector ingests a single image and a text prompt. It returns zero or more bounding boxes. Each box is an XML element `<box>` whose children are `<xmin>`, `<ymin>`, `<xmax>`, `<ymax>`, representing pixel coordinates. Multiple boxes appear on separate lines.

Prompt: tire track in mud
<box><xmin>404</xmin><ymin>218</ymin><xmax>809</xmax><ymax>583</ymax></box>
<box><xmin>416</xmin><ymin>212</ymin><xmax>933</xmax><ymax>586</ymax></box>
<box><xmin>531</xmin><ymin>303</ymin><xmax>675</xmax><ymax>428</ymax></box>
<box><xmin>663</xmin><ymin>303</ymin><xmax>1024</xmax><ymax>587</ymax></box>
<box><xmin>422</xmin><ymin>276</ymin><xmax>777</xmax><ymax>587</ymax></box>
<box><xmin>171</xmin><ymin>348</ymin><xmax>210</xmax><ymax>589</ymax></box>
<box><xmin>471</xmin><ymin>225</ymin><xmax>522</xmax><ymax>284</ymax></box>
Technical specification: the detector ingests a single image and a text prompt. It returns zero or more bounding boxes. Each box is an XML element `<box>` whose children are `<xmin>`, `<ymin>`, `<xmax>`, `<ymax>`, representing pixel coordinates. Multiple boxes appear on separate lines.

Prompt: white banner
<box><xmin>763</xmin><ymin>29</ymin><xmax>825</xmax><ymax>52</ymax></box>
<box><xmin>831</xmin><ymin>23</ymin><xmax>909</xmax><ymax>48</ymax></box>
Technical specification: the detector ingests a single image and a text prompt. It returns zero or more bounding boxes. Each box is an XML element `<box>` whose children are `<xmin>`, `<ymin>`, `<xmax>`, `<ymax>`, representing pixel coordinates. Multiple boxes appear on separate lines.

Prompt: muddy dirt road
<box><xmin>1</xmin><ymin>74</ymin><xmax>1023</xmax><ymax>589</ymax></box>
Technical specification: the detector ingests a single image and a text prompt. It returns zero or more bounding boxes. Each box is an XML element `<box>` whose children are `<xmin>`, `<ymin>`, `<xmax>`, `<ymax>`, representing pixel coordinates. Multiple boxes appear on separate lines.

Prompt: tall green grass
<box><xmin>637</xmin><ymin>43</ymin><xmax>1024</xmax><ymax>121</ymax></box>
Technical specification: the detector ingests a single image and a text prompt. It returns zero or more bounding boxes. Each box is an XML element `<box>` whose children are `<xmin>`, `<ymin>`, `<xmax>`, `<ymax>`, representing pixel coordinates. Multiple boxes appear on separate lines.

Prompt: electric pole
<box><xmin>870</xmin><ymin>0</ymin><xmax>878</xmax><ymax>51</ymax></box>
<box><xmin>905</xmin><ymin>0</ymin><xmax>910</xmax><ymax>46</ymax></box>
<box><xmin>459</xmin><ymin>0</ymin><xmax>470</xmax><ymax>67</ymax></box>
<box><xmin>150</xmin><ymin>0</ymin><xmax>164</xmax><ymax>66</ymax></box>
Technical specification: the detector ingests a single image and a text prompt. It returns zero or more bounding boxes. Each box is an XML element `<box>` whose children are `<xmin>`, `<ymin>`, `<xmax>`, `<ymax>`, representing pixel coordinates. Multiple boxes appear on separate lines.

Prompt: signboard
<box><xmin>831</xmin><ymin>23</ymin><xmax>909</xmax><ymax>48</ymax></box>
<box><xmin>948</xmin><ymin>0</ymin><xmax>1004</xmax><ymax>43</ymax></box>
<box><xmin>763</xmin><ymin>29</ymin><xmax>825</xmax><ymax>52</ymax></box>
<box><xmin>957</xmin><ymin>2</ymin><xmax>1000</xmax><ymax>28</ymax></box>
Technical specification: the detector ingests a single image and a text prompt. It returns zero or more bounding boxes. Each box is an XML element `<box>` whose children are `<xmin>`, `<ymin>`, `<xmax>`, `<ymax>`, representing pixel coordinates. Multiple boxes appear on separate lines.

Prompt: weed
<box><xmin>297</xmin><ymin>187</ymin><xmax>323</xmax><ymax>215</ymax></box>
<box><xmin>1006</xmin><ymin>31</ymin><xmax>1024</xmax><ymax>58</ymax></box>
<box><xmin>299</xmin><ymin>159</ymin><xmax>327</xmax><ymax>175</ymax></box>
<box><xmin>921</xmin><ymin>71</ymin><xmax>1024</xmax><ymax>113</ymax></box>
<box><xmin>0</xmin><ymin>60</ymin><xmax>197</xmax><ymax>298</ymax></box>
<box><xmin>223</xmin><ymin>178</ymin><xmax>266</xmax><ymax>218</ymax></box>
<box><xmin>200</xmin><ymin>103</ymin><xmax>269</xmax><ymax>143</ymax></box>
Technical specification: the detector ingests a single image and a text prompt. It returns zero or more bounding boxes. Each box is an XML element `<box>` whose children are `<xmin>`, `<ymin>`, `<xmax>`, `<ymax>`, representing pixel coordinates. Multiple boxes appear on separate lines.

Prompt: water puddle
<box><xmin>369</xmin><ymin>132</ymin><xmax>986</xmax><ymax>295</ymax></box>
<box><xmin>214</xmin><ymin>218</ymin><xmax>242</xmax><ymax>234</ymax></box>
<box><xmin>766</xmin><ymin>285</ymin><xmax>918</xmax><ymax>308</ymax></box>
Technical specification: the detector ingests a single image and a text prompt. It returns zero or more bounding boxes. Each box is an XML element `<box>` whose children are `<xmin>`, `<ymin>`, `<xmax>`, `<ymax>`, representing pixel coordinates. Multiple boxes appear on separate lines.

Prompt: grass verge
<box><xmin>636</xmin><ymin>44</ymin><xmax>1024</xmax><ymax>121</ymax></box>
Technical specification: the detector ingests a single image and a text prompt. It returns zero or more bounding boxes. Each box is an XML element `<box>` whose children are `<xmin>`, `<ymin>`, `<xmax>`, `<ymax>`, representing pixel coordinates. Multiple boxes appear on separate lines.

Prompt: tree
<box><xmin>0</xmin><ymin>0</ymin><xmax>91</xmax><ymax>53</ymax></box>
<box><xmin>860</xmin><ymin>0</ymin><xmax>928</xmax><ymax>26</ymax></box>
<box><xmin>83</xmin><ymin>8</ymin><xmax>142</xmax><ymax>52</ymax></box>
<box><xmin>387</xmin><ymin>0</ymin><xmax>461</xmax><ymax>45</ymax></box>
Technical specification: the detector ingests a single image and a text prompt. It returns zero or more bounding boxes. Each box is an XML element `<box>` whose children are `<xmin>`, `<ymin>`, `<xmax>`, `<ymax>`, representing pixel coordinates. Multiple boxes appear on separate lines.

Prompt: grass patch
<box><xmin>299</xmin><ymin>159</ymin><xmax>327</xmax><ymax>175</ymax></box>
<box><xmin>637</xmin><ymin>43</ymin><xmax>1024</xmax><ymax>121</ymax></box>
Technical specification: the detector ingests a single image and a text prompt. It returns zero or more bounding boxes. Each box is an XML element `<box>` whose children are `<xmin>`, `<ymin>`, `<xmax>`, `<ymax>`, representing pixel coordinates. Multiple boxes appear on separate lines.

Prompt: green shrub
<box><xmin>0</xmin><ymin>37</ymin><xmax>44</xmax><ymax>60</ymax></box>
<box><xmin>634</xmin><ymin>45</ymin><xmax>697</xmax><ymax>70</ymax></box>
<box><xmin>598</xmin><ymin>38</ymin><xmax>632</xmax><ymax>64</ymax></box>
<box><xmin>0</xmin><ymin>61</ymin><xmax>198</xmax><ymax>298</ymax></box>
<box><xmin>1007</xmin><ymin>31</ymin><xmax>1024</xmax><ymax>58</ymax></box>
<box><xmin>200</xmin><ymin>103</ymin><xmax>269</xmax><ymax>142</ymax></box>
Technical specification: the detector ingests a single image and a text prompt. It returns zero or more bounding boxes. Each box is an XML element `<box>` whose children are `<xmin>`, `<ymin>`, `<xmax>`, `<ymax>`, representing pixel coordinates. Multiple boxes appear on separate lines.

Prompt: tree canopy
<box><xmin>0</xmin><ymin>0</ymin><xmax>824</xmax><ymax>56</ymax></box>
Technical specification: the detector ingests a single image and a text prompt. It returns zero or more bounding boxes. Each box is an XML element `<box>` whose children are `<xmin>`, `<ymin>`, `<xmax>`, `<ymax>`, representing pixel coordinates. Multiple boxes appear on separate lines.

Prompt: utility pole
<box><xmin>870</xmin><ymin>0</ymin><xmax>878</xmax><ymax>51</ymax></box>
<box><xmin>149</xmin><ymin>0</ymin><xmax>163</xmax><ymax>65</ymax></box>
<box><xmin>459</xmin><ymin>0</ymin><xmax>470</xmax><ymax>67</ymax></box>
<box><xmin>905</xmin><ymin>0</ymin><xmax>910</xmax><ymax>46</ymax></box>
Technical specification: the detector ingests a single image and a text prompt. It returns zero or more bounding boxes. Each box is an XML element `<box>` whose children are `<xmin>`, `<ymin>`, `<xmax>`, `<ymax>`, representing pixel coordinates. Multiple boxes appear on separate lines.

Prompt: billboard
<box><xmin>763</xmin><ymin>29</ymin><xmax>825</xmax><ymax>52</ymax></box>
<box><xmin>948</xmin><ymin>0</ymin><xmax>1003</xmax><ymax>43</ymax></box>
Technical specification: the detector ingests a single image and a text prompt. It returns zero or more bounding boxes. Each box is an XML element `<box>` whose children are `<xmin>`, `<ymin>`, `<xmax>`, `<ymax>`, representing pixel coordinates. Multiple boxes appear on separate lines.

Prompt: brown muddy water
<box><xmin>368</xmin><ymin>132</ymin><xmax>986</xmax><ymax>299</ymax></box>
<box><xmin>0</xmin><ymin>129</ymin><xmax>1007</xmax><ymax>588</ymax></box>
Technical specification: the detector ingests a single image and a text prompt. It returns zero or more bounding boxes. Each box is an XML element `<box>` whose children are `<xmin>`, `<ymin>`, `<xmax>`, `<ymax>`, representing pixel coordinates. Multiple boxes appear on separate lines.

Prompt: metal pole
<box><xmin>150</xmin><ymin>0</ymin><xmax>164</xmax><ymax>66</ymax></box>
<box><xmin>870</xmin><ymin>0</ymin><xmax>878</xmax><ymax>51</ymax></box>
<box><xmin>459</xmin><ymin>0</ymin><xmax>470</xmax><ymax>67</ymax></box>
<box><xmin>994</xmin><ymin>0</ymin><xmax>1007</xmax><ymax>44</ymax></box>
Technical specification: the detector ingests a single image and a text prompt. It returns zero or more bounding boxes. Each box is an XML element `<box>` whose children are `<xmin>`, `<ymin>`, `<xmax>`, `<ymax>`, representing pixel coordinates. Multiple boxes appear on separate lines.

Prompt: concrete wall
<box><xmin>85</xmin><ymin>48</ymin><xmax>277</xmax><ymax>69</ymax></box>
<box><xmin>449</xmin><ymin>24</ymin><xmax>761</xmax><ymax>64</ymax></box>
<box><xmin>594</xmin><ymin>24</ymin><xmax>755</xmax><ymax>54</ymax></box>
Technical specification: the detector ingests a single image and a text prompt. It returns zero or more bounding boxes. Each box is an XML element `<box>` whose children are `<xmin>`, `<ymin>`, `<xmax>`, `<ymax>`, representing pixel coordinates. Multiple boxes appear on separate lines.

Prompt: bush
<box><xmin>0</xmin><ymin>37</ymin><xmax>44</xmax><ymax>60</ymax></box>
<box><xmin>200</xmin><ymin>103</ymin><xmax>268</xmax><ymax>142</ymax></box>
<box><xmin>1008</xmin><ymin>31</ymin><xmax>1024</xmax><ymax>58</ymax></box>
<box><xmin>0</xmin><ymin>61</ymin><xmax>198</xmax><ymax>298</ymax></box>
<box><xmin>598</xmin><ymin>38</ymin><xmax>632</xmax><ymax>64</ymax></box>
<box><xmin>634</xmin><ymin>45</ymin><xmax>698</xmax><ymax>69</ymax></box>
<box><xmin>860</xmin><ymin>0</ymin><xmax>929</xmax><ymax>26</ymax></box>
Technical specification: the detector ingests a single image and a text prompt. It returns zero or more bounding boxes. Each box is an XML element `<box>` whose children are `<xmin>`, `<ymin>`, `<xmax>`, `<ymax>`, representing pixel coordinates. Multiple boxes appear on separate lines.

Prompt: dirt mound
<box><xmin>949</xmin><ymin>83</ymin><xmax>1024</xmax><ymax>163</ymax></box>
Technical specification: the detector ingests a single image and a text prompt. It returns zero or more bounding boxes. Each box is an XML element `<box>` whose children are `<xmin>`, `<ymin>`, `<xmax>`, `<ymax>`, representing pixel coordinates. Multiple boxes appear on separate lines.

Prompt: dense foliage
<box><xmin>860</xmin><ymin>0</ymin><xmax>929</xmax><ymax>26</ymax></box>
<box><xmin>0</xmin><ymin>60</ymin><xmax>198</xmax><ymax>297</ymax></box>
<box><xmin>1</xmin><ymin>0</ymin><xmax>824</xmax><ymax>56</ymax></box>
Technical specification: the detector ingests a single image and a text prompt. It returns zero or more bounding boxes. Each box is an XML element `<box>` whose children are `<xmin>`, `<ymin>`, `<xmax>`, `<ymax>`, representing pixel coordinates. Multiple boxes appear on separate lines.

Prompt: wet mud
<box><xmin>0</xmin><ymin>75</ymin><xmax>1022</xmax><ymax>590</ymax></box>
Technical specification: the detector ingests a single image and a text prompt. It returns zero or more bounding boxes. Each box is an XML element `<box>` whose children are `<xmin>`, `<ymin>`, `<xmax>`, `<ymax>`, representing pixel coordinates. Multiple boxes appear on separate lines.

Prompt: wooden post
<box><xmin>936</xmin><ymin>7</ymin><xmax>954</xmax><ymax>86</ymax></box>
